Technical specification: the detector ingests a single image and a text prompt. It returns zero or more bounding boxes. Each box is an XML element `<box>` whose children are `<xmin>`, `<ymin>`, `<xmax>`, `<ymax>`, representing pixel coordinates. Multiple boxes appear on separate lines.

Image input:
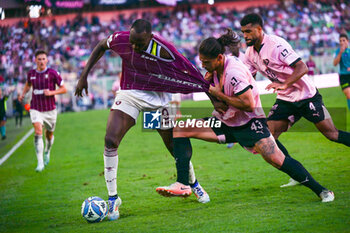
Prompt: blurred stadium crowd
<box><xmin>0</xmin><ymin>0</ymin><xmax>349</xmax><ymax>112</ymax></box>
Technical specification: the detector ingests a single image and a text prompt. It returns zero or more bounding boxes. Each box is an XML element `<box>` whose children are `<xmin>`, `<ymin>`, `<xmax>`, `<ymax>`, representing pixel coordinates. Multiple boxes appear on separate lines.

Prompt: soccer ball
<box><xmin>81</xmin><ymin>196</ymin><xmax>108</xmax><ymax>223</ymax></box>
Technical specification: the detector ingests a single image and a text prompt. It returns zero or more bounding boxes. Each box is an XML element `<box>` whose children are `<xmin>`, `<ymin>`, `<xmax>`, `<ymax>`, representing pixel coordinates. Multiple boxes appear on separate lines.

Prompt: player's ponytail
<box><xmin>217</xmin><ymin>28</ymin><xmax>240</xmax><ymax>57</ymax></box>
<box><xmin>199</xmin><ymin>28</ymin><xmax>240</xmax><ymax>58</ymax></box>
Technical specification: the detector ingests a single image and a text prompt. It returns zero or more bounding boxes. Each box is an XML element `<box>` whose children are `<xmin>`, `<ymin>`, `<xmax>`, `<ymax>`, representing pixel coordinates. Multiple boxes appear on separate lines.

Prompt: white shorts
<box><xmin>29</xmin><ymin>109</ymin><xmax>57</xmax><ymax>132</ymax></box>
<box><xmin>111</xmin><ymin>90</ymin><xmax>174</xmax><ymax>129</ymax></box>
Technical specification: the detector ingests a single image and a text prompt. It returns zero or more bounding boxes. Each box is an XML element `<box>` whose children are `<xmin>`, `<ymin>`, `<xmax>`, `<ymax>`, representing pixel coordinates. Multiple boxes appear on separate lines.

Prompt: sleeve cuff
<box><xmin>236</xmin><ymin>85</ymin><xmax>252</xmax><ymax>96</ymax></box>
<box><xmin>289</xmin><ymin>57</ymin><xmax>301</xmax><ymax>67</ymax></box>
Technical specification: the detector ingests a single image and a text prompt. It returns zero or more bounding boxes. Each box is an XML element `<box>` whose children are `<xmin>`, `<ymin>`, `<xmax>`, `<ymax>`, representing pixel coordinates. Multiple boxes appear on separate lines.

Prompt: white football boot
<box><xmin>319</xmin><ymin>190</ymin><xmax>335</xmax><ymax>203</ymax></box>
<box><xmin>108</xmin><ymin>196</ymin><xmax>122</xmax><ymax>220</ymax></box>
<box><xmin>44</xmin><ymin>151</ymin><xmax>50</xmax><ymax>166</ymax></box>
<box><xmin>35</xmin><ymin>164</ymin><xmax>44</xmax><ymax>172</ymax></box>
<box><xmin>191</xmin><ymin>183</ymin><xmax>210</xmax><ymax>203</ymax></box>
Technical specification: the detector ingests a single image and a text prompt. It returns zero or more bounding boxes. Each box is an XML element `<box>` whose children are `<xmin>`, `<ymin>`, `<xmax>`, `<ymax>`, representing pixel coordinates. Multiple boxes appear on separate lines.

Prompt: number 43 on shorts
<box><xmin>251</xmin><ymin>120</ymin><xmax>263</xmax><ymax>131</ymax></box>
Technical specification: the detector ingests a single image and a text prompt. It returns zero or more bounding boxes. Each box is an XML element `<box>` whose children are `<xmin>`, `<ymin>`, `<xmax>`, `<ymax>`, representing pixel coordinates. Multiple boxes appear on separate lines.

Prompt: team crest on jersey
<box><xmin>45</xmin><ymin>74</ymin><xmax>49</xmax><ymax>79</ymax></box>
<box><xmin>263</xmin><ymin>59</ymin><xmax>269</xmax><ymax>66</ymax></box>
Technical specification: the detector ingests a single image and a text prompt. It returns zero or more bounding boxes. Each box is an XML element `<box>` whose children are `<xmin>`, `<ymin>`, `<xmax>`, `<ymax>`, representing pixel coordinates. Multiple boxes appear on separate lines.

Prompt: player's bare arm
<box><xmin>75</xmin><ymin>38</ymin><xmax>110</xmax><ymax>97</ymax></box>
<box><xmin>265</xmin><ymin>60</ymin><xmax>308</xmax><ymax>91</ymax></box>
<box><xmin>19</xmin><ymin>82</ymin><xmax>32</xmax><ymax>102</ymax></box>
<box><xmin>44</xmin><ymin>84</ymin><xmax>67</xmax><ymax>96</ymax></box>
<box><xmin>209</xmin><ymin>83</ymin><xmax>255</xmax><ymax>112</ymax></box>
<box><xmin>333</xmin><ymin>44</ymin><xmax>346</xmax><ymax>66</ymax></box>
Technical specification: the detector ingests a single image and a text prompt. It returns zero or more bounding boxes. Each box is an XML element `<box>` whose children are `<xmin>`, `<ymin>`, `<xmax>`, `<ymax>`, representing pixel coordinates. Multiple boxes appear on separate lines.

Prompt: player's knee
<box><xmin>174</xmin><ymin>131</ymin><xmax>195</xmax><ymax>138</ymax></box>
<box><xmin>261</xmin><ymin>150</ymin><xmax>284</xmax><ymax>168</ymax></box>
<box><xmin>261</xmin><ymin>154</ymin><xmax>279</xmax><ymax>168</ymax></box>
<box><xmin>34</xmin><ymin>129</ymin><xmax>42</xmax><ymax>135</ymax></box>
<box><xmin>270</xmin><ymin>155</ymin><xmax>284</xmax><ymax>168</ymax></box>
<box><xmin>104</xmin><ymin>134</ymin><xmax>119</xmax><ymax>149</ymax></box>
<box><xmin>173</xmin><ymin>127</ymin><xmax>190</xmax><ymax>138</ymax></box>
<box><xmin>45</xmin><ymin>131</ymin><xmax>53</xmax><ymax>139</ymax></box>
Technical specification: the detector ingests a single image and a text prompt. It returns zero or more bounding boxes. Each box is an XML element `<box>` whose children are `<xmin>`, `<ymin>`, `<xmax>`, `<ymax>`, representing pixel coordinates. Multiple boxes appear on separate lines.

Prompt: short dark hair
<box><xmin>131</xmin><ymin>19</ymin><xmax>152</xmax><ymax>34</ymax></box>
<box><xmin>35</xmin><ymin>50</ymin><xmax>47</xmax><ymax>57</ymax></box>
<box><xmin>240</xmin><ymin>13</ymin><xmax>264</xmax><ymax>27</ymax></box>
<box><xmin>340</xmin><ymin>33</ymin><xmax>349</xmax><ymax>40</ymax></box>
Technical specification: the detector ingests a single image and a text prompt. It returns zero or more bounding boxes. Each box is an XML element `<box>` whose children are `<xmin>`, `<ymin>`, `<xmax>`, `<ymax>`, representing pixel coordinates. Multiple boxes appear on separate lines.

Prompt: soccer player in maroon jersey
<box><xmin>19</xmin><ymin>50</ymin><xmax>67</xmax><ymax>172</ymax></box>
<box><xmin>75</xmin><ymin>19</ymin><xmax>209</xmax><ymax>221</ymax></box>
<box><xmin>306</xmin><ymin>55</ymin><xmax>317</xmax><ymax>76</ymax></box>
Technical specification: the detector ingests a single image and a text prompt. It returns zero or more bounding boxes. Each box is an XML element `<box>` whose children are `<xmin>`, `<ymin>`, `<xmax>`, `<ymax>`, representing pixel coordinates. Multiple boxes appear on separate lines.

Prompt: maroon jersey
<box><xmin>306</xmin><ymin>60</ymin><xmax>316</xmax><ymax>76</ymax></box>
<box><xmin>27</xmin><ymin>68</ymin><xmax>63</xmax><ymax>112</ymax></box>
<box><xmin>106</xmin><ymin>31</ymin><xmax>209</xmax><ymax>93</ymax></box>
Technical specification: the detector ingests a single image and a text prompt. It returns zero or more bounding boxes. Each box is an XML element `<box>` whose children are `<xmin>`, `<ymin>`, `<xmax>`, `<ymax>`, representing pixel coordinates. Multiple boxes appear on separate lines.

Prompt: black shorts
<box><xmin>205</xmin><ymin>117</ymin><xmax>271</xmax><ymax>148</ymax></box>
<box><xmin>339</xmin><ymin>74</ymin><xmax>350</xmax><ymax>90</ymax></box>
<box><xmin>0</xmin><ymin>114</ymin><xmax>6</xmax><ymax>121</ymax></box>
<box><xmin>267</xmin><ymin>91</ymin><xmax>329</xmax><ymax>124</ymax></box>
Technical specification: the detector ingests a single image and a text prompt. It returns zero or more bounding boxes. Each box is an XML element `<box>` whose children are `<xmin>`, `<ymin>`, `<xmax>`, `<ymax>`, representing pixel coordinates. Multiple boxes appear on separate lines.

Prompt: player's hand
<box><xmin>18</xmin><ymin>95</ymin><xmax>24</xmax><ymax>102</ymax></box>
<box><xmin>340</xmin><ymin>44</ymin><xmax>347</xmax><ymax>53</ymax></box>
<box><xmin>209</xmin><ymin>83</ymin><xmax>222</xmax><ymax>98</ymax></box>
<box><xmin>265</xmin><ymin>83</ymin><xmax>288</xmax><ymax>92</ymax></box>
<box><xmin>204</xmin><ymin>72</ymin><xmax>213</xmax><ymax>82</ymax></box>
<box><xmin>75</xmin><ymin>78</ymin><xmax>88</xmax><ymax>97</ymax></box>
<box><xmin>44</xmin><ymin>89</ymin><xmax>52</xmax><ymax>96</ymax></box>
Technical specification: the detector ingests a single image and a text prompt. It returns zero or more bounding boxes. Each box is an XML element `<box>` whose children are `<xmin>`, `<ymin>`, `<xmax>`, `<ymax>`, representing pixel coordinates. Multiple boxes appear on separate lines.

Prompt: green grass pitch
<box><xmin>0</xmin><ymin>87</ymin><xmax>349</xmax><ymax>232</ymax></box>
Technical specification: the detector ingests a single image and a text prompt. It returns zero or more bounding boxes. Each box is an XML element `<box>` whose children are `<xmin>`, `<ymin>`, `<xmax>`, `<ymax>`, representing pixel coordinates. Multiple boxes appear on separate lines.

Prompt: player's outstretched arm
<box><xmin>75</xmin><ymin>38</ymin><xmax>109</xmax><ymax>97</ymax></box>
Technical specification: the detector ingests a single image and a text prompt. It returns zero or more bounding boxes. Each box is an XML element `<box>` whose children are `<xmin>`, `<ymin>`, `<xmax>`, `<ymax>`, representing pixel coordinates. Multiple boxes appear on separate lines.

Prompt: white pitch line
<box><xmin>0</xmin><ymin>128</ymin><xmax>34</xmax><ymax>166</ymax></box>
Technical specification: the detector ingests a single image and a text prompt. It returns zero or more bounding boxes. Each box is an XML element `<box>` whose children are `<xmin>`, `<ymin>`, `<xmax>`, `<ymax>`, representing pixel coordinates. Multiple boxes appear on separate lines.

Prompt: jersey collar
<box><xmin>254</xmin><ymin>33</ymin><xmax>266</xmax><ymax>53</ymax></box>
<box><xmin>35</xmin><ymin>67</ymin><xmax>48</xmax><ymax>73</ymax></box>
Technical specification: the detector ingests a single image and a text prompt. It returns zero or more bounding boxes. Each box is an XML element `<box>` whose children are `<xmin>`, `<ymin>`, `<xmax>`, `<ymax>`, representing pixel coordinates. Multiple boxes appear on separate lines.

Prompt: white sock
<box><xmin>34</xmin><ymin>135</ymin><xmax>44</xmax><ymax>166</ymax></box>
<box><xmin>104</xmin><ymin>147</ymin><xmax>118</xmax><ymax>196</ymax></box>
<box><xmin>45</xmin><ymin>136</ymin><xmax>54</xmax><ymax>155</ymax></box>
<box><xmin>189</xmin><ymin>161</ymin><xmax>196</xmax><ymax>185</ymax></box>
